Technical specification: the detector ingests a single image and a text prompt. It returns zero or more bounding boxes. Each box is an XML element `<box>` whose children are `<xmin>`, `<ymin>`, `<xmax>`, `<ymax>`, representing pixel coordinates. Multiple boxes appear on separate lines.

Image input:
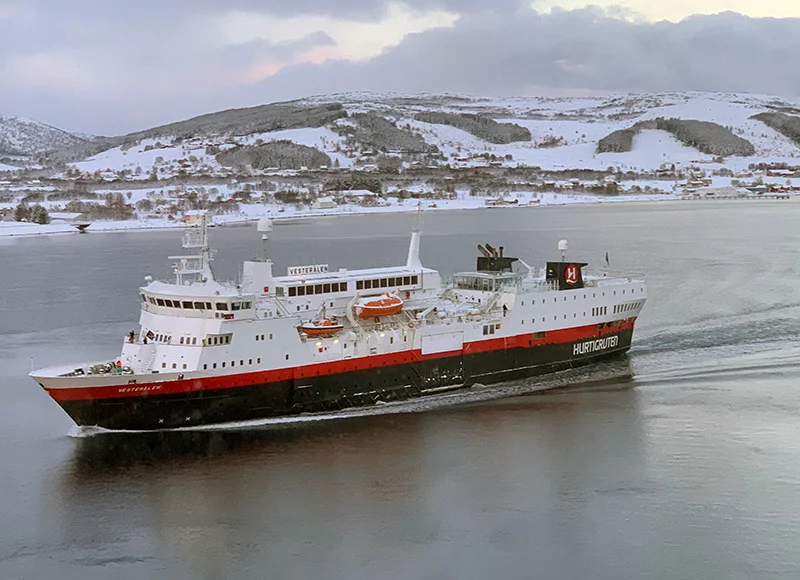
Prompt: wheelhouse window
<box><xmin>194</xmin><ymin>301</ymin><xmax>205</xmax><ymax>310</ymax></box>
<box><xmin>216</xmin><ymin>302</ymin><xmax>228</xmax><ymax>311</ymax></box>
<box><xmin>231</xmin><ymin>302</ymin><xmax>241</xmax><ymax>311</ymax></box>
<box><xmin>182</xmin><ymin>301</ymin><xmax>193</xmax><ymax>309</ymax></box>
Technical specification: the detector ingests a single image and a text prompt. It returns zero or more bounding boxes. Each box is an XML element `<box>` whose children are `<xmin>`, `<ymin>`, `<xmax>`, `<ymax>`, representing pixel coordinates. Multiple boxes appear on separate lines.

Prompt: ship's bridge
<box><xmin>452</xmin><ymin>271</ymin><xmax>523</xmax><ymax>293</ymax></box>
<box><xmin>140</xmin><ymin>280</ymin><xmax>254</xmax><ymax>319</ymax></box>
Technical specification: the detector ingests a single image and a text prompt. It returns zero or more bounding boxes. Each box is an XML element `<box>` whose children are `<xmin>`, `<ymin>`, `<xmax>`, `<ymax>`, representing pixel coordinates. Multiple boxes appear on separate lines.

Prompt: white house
<box><xmin>312</xmin><ymin>196</ymin><xmax>337</xmax><ymax>210</ymax></box>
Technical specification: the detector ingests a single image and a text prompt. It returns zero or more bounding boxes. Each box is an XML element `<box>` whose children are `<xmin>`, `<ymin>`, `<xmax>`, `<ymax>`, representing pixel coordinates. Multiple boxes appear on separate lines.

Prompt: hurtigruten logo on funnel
<box><xmin>565</xmin><ymin>264</ymin><xmax>579</xmax><ymax>286</ymax></box>
<box><xmin>573</xmin><ymin>335</ymin><xmax>619</xmax><ymax>356</ymax></box>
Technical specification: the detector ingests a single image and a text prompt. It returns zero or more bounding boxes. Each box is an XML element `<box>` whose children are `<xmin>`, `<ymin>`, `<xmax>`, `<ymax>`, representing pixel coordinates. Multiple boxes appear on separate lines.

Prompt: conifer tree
<box><xmin>30</xmin><ymin>204</ymin><xmax>51</xmax><ymax>224</ymax></box>
<box><xmin>14</xmin><ymin>202</ymin><xmax>30</xmax><ymax>222</ymax></box>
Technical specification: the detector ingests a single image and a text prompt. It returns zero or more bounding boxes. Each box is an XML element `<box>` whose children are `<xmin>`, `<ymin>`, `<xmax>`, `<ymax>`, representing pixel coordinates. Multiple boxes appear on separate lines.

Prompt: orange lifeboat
<box><xmin>356</xmin><ymin>292</ymin><xmax>404</xmax><ymax>319</ymax></box>
<box><xmin>300</xmin><ymin>318</ymin><xmax>343</xmax><ymax>337</ymax></box>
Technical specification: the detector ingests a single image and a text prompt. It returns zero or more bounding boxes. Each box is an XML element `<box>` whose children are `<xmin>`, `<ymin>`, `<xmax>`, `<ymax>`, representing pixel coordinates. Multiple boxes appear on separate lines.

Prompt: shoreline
<box><xmin>0</xmin><ymin>192</ymin><xmax>791</xmax><ymax>238</ymax></box>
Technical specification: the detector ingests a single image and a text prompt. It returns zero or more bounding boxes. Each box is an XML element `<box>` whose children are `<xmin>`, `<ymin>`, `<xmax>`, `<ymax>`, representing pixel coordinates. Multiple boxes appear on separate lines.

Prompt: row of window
<box><xmin>282</xmin><ymin>282</ymin><xmax>348</xmax><ymax>298</ymax></box>
<box><xmin>356</xmin><ymin>275</ymin><xmax>419</xmax><ymax>291</ymax></box>
<box><xmin>204</xmin><ymin>358</ymin><xmax>261</xmax><ymax>370</ymax></box>
<box><xmin>200</xmin><ymin>353</ymin><xmax>292</xmax><ymax>370</ymax></box>
<box><xmin>517</xmin><ymin>287</ymin><xmax>644</xmax><ymax>307</ymax></box>
<box><xmin>614</xmin><ymin>301</ymin><xmax>644</xmax><ymax>314</ymax></box>
<box><xmin>143</xmin><ymin>295</ymin><xmax>252</xmax><ymax>311</ymax></box>
<box><xmin>151</xmin><ymin>333</ymin><xmax>277</xmax><ymax>347</ymax></box>
<box><xmin>150</xmin><ymin>334</ymin><xmax>230</xmax><ymax>346</ymax></box>
<box><xmin>482</xmin><ymin>323</ymin><xmax>502</xmax><ymax>336</ymax></box>
<box><xmin>521</xmin><ymin>310</ymin><xmax>634</xmax><ymax>324</ymax></box>
<box><xmin>162</xmin><ymin>357</ymin><xmax>264</xmax><ymax>371</ymax></box>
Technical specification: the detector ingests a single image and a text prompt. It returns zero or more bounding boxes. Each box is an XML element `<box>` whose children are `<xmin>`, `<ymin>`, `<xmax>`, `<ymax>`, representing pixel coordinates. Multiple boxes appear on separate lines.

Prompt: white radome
<box><xmin>257</xmin><ymin>218</ymin><xmax>273</xmax><ymax>234</ymax></box>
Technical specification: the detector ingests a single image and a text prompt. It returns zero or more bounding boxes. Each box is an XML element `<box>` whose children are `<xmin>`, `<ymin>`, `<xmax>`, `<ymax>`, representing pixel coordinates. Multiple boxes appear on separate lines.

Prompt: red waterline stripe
<box><xmin>44</xmin><ymin>319</ymin><xmax>636</xmax><ymax>402</ymax></box>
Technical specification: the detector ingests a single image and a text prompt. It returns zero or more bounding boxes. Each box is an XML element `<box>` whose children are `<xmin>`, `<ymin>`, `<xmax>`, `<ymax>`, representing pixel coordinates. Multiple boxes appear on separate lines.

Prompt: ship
<box><xmin>30</xmin><ymin>211</ymin><xmax>647</xmax><ymax>431</ymax></box>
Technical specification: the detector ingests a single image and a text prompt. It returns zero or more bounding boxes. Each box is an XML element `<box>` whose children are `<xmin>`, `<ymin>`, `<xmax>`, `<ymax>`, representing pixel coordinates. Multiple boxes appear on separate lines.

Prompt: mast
<box><xmin>169</xmin><ymin>211</ymin><xmax>216</xmax><ymax>285</ymax></box>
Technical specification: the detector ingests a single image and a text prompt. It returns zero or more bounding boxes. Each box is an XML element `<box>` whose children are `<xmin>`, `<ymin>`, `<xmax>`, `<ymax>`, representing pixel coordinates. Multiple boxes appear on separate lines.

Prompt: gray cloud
<box><xmin>2</xmin><ymin>6</ymin><xmax>800</xmax><ymax>135</ymax></box>
<box><xmin>248</xmin><ymin>9</ymin><xmax>800</xmax><ymax>97</ymax></box>
<box><xmin>1</xmin><ymin>0</ymin><xmax>508</xmax><ymax>28</ymax></box>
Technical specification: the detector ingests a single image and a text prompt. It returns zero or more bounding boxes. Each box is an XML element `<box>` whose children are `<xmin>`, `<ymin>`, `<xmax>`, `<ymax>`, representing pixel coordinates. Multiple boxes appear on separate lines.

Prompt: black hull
<box><xmin>58</xmin><ymin>328</ymin><xmax>634</xmax><ymax>431</ymax></box>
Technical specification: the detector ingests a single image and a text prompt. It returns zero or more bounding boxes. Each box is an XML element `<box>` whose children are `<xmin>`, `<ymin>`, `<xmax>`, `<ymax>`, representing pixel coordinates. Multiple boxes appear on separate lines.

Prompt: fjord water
<box><xmin>2</xmin><ymin>201</ymin><xmax>800</xmax><ymax>579</ymax></box>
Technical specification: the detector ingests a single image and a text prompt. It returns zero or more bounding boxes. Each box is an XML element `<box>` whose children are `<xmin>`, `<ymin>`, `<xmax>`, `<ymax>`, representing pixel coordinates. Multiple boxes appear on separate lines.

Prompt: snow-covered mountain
<box><xmin>49</xmin><ymin>91</ymin><xmax>800</xmax><ymax>179</ymax></box>
<box><xmin>0</xmin><ymin>115</ymin><xmax>87</xmax><ymax>157</ymax></box>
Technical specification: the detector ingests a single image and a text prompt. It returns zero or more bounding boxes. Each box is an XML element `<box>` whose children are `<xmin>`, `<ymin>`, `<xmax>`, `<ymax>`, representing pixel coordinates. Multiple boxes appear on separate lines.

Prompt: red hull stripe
<box><xmin>44</xmin><ymin>319</ymin><xmax>636</xmax><ymax>402</ymax></box>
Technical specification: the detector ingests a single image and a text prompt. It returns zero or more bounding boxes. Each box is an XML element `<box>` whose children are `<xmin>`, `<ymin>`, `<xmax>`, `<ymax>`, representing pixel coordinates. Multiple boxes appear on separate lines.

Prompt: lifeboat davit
<box><xmin>356</xmin><ymin>292</ymin><xmax>404</xmax><ymax>319</ymax></box>
<box><xmin>300</xmin><ymin>318</ymin><xmax>343</xmax><ymax>337</ymax></box>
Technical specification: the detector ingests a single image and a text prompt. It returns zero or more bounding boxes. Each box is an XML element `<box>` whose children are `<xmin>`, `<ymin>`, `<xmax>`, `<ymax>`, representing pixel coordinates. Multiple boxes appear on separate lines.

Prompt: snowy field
<box><xmin>51</xmin><ymin>92</ymin><xmax>800</xmax><ymax>181</ymax></box>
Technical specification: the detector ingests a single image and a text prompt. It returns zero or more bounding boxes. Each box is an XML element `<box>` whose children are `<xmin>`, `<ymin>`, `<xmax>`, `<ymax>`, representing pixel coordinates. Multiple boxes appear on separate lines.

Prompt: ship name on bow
<box><xmin>118</xmin><ymin>384</ymin><xmax>164</xmax><ymax>394</ymax></box>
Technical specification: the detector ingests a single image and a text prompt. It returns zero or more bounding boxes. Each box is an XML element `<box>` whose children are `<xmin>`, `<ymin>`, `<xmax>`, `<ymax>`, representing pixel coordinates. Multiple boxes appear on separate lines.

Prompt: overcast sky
<box><xmin>1</xmin><ymin>0</ymin><xmax>799</xmax><ymax>135</ymax></box>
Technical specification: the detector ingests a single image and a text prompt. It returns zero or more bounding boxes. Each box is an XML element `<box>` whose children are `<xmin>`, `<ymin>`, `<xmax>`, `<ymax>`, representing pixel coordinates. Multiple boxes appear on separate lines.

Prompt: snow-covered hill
<box><xmin>0</xmin><ymin>115</ymin><xmax>87</xmax><ymax>157</ymax></box>
<box><xmin>53</xmin><ymin>91</ymin><xmax>800</xmax><ymax>178</ymax></box>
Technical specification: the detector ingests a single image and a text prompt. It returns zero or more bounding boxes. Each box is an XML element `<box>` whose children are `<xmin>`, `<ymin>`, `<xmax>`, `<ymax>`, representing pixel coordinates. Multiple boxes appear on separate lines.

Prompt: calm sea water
<box><xmin>2</xmin><ymin>201</ymin><xmax>800</xmax><ymax>579</ymax></box>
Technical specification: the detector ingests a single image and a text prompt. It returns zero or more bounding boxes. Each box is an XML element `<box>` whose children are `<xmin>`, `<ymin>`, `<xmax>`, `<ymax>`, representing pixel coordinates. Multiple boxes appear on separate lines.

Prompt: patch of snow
<box><xmin>0</xmin><ymin>220</ymin><xmax>78</xmax><ymax>237</ymax></box>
